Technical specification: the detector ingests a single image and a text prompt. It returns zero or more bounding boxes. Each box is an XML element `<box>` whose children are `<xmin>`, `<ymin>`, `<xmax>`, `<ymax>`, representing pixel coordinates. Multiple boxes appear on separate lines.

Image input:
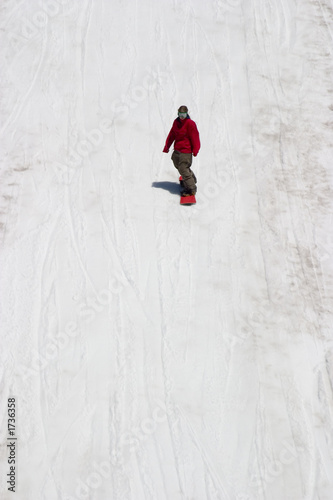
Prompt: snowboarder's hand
<box><xmin>163</xmin><ymin>147</ymin><xmax>169</xmax><ymax>153</ymax></box>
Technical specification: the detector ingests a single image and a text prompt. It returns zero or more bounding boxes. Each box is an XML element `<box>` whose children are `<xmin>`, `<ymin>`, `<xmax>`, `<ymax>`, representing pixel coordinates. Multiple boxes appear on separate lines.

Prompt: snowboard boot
<box><xmin>181</xmin><ymin>188</ymin><xmax>197</xmax><ymax>197</ymax></box>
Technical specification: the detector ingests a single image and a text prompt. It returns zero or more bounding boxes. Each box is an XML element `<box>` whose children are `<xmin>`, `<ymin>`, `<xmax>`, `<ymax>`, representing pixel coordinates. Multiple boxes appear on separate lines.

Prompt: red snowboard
<box><xmin>179</xmin><ymin>176</ymin><xmax>196</xmax><ymax>205</ymax></box>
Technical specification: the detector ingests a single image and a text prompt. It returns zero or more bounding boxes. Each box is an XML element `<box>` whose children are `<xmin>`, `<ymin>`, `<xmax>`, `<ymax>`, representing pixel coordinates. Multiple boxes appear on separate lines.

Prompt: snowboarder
<box><xmin>163</xmin><ymin>105</ymin><xmax>200</xmax><ymax>196</ymax></box>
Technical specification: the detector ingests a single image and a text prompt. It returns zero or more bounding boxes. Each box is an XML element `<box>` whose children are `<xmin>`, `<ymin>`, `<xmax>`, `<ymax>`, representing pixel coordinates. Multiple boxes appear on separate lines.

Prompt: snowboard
<box><xmin>179</xmin><ymin>176</ymin><xmax>196</xmax><ymax>205</ymax></box>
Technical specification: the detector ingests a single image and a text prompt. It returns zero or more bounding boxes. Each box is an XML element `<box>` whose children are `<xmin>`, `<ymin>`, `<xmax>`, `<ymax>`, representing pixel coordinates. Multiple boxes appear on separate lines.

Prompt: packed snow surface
<box><xmin>1</xmin><ymin>1</ymin><xmax>333</xmax><ymax>499</ymax></box>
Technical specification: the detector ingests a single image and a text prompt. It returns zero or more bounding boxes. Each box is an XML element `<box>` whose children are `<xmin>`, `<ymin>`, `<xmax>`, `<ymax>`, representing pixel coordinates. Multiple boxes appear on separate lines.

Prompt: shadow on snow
<box><xmin>151</xmin><ymin>181</ymin><xmax>180</xmax><ymax>196</ymax></box>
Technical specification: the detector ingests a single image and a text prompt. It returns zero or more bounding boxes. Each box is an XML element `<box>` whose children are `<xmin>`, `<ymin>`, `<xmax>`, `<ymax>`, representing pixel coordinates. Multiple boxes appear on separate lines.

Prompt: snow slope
<box><xmin>1</xmin><ymin>0</ymin><xmax>333</xmax><ymax>499</ymax></box>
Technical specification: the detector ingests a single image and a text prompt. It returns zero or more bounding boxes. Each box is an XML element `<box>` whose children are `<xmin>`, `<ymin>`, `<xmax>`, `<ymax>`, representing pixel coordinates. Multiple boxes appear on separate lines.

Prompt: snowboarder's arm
<box><xmin>189</xmin><ymin>122</ymin><xmax>200</xmax><ymax>156</ymax></box>
<box><xmin>163</xmin><ymin>127</ymin><xmax>175</xmax><ymax>153</ymax></box>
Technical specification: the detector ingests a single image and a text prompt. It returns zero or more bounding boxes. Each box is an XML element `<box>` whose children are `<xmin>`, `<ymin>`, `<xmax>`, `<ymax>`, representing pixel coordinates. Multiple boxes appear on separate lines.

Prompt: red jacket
<box><xmin>163</xmin><ymin>117</ymin><xmax>200</xmax><ymax>156</ymax></box>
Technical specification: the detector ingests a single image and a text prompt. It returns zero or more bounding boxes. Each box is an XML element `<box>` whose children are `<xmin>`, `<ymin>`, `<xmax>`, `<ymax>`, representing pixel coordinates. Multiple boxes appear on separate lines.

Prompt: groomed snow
<box><xmin>1</xmin><ymin>1</ymin><xmax>333</xmax><ymax>499</ymax></box>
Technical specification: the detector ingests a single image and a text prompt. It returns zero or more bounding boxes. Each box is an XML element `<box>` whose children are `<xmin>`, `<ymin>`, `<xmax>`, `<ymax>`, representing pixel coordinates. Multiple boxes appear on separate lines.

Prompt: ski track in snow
<box><xmin>1</xmin><ymin>0</ymin><xmax>333</xmax><ymax>499</ymax></box>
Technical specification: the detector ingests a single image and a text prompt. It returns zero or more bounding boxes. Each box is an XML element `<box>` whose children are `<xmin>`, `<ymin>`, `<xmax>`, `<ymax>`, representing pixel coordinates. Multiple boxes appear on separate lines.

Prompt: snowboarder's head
<box><xmin>178</xmin><ymin>105</ymin><xmax>188</xmax><ymax>120</ymax></box>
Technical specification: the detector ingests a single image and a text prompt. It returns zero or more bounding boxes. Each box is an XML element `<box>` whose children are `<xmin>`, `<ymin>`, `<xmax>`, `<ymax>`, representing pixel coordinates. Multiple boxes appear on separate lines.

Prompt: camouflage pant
<box><xmin>171</xmin><ymin>150</ymin><xmax>197</xmax><ymax>193</ymax></box>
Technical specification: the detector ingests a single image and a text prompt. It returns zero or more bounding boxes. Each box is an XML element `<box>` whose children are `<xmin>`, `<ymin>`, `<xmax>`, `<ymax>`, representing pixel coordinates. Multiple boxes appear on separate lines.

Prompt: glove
<box><xmin>163</xmin><ymin>147</ymin><xmax>169</xmax><ymax>153</ymax></box>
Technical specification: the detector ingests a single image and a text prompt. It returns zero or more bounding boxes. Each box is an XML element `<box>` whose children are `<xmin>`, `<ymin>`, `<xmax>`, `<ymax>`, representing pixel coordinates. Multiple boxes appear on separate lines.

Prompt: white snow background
<box><xmin>1</xmin><ymin>0</ymin><xmax>333</xmax><ymax>499</ymax></box>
